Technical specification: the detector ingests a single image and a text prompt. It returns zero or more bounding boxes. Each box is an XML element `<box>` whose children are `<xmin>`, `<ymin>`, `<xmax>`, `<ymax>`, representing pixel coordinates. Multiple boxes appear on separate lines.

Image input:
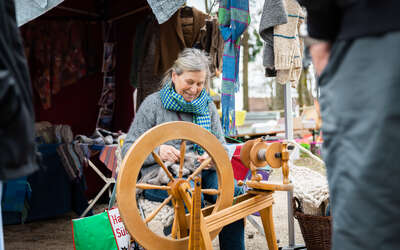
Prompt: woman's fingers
<box><xmin>159</xmin><ymin>145</ymin><xmax>180</xmax><ymax>162</ymax></box>
<box><xmin>197</xmin><ymin>153</ymin><xmax>214</xmax><ymax>169</ymax></box>
<box><xmin>169</xmin><ymin>152</ymin><xmax>178</xmax><ymax>162</ymax></box>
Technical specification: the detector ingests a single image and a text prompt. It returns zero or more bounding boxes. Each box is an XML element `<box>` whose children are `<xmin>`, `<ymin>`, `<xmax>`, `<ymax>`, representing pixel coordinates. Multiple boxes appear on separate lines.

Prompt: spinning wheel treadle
<box><xmin>117</xmin><ymin>121</ymin><xmax>234</xmax><ymax>250</ymax></box>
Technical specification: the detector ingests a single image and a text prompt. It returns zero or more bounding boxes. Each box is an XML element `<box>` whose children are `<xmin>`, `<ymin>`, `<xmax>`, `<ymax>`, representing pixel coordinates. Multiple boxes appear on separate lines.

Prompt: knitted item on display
<box><xmin>218</xmin><ymin>0</ymin><xmax>250</xmax><ymax>136</ymax></box>
<box><xmin>259</xmin><ymin>0</ymin><xmax>288</xmax><ymax>75</ymax></box>
<box><xmin>273</xmin><ymin>0</ymin><xmax>305</xmax><ymax>86</ymax></box>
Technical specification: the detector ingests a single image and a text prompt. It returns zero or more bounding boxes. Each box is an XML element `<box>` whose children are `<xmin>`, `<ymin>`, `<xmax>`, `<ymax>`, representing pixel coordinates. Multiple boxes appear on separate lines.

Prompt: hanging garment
<box><xmin>155</xmin><ymin>6</ymin><xmax>208</xmax><ymax>75</ymax></box>
<box><xmin>51</xmin><ymin>21</ymin><xmax>69</xmax><ymax>95</ymax></box>
<box><xmin>60</xmin><ymin>21</ymin><xmax>87</xmax><ymax>88</ymax></box>
<box><xmin>218</xmin><ymin>0</ymin><xmax>250</xmax><ymax>136</ymax></box>
<box><xmin>129</xmin><ymin>16</ymin><xmax>152</xmax><ymax>88</ymax></box>
<box><xmin>259</xmin><ymin>0</ymin><xmax>288</xmax><ymax>77</ymax></box>
<box><xmin>210</xmin><ymin>17</ymin><xmax>225</xmax><ymax>77</ymax></box>
<box><xmin>273</xmin><ymin>0</ymin><xmax>305</xmax><ymax>86</ymax></box>
<box><xmin>97</xmin><ymin>39</ymin><xmax>116</xmax><ymax>130</ymax></box>
<box><xmin>136</xmin><ymin>17</ymin><xmax>162</xmax><ymax>109</ymax></box>
<box><xmin>22</xmin><ymin>20</ymin><xmax>89</xmax><ymax>109</ymax></box>
<box><xmin>199</xmin><ymin>17</ymin><xmax>224</xmax><ymax>78</ymax></box>
<box><xmin>146</xmin><ymin>0</ymin><xmax>186</xmax><ymax>24</ymax></box>
<box><xmin>31</xmin><ymin>21</ymin><xmax>52</xmax><ymax>109</ymax></box>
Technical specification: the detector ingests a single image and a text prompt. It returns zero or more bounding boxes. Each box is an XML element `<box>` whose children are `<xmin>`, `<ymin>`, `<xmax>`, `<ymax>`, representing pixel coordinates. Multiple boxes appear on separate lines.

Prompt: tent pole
<box><xmin>282</xmin><ymin>84</ymin><xmax>307</xmax><ymax>250</ymax></box>
<box><xmin>56</xmin><ymin>6</ymin><xmax>100</xmax><ymax>17</ymax></box>
<box><xmin>285</xmin><ymin>83</ymin><xmax>295</xmax><ymax>248</ymax></box>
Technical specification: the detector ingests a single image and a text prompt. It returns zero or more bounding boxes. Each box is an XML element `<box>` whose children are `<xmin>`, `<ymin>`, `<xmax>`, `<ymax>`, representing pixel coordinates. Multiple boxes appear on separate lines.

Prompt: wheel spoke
<box><xmin>136</xmin><ymin>183</ymin><xmax>171</xmax><ymax>191</ymax></box>
<box><xmin>152</xmin><ymin>151</ymin><xmax>175</xmax><ymax>181</ymax></box>
<box><xmin>197</xmin><ymin>188</ymin><xmax>220</xmax><ymax>196</ymax></box>
<box><xmin>144</xmin><ymin>195</ymin><xmax>172</xmax><ymax>223</ymax></box>
<box><xmin>188</xmin><ymin>157</ymin><xmax>212</xmax><ymax>182</ymax></box>
<box><xmin>179</xmin><ymin>140</ymin><xmax>186</xmax><ymax>178</ymax></box>
<box><xmin>171</xmin><ymin>201</ymin><xmax>179</xmax><ymax>238</ymax></box>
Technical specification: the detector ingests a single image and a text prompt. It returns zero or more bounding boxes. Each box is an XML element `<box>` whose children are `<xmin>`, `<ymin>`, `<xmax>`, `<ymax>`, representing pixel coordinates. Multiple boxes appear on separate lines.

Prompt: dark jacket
<box><xmin>0</xmin><ymin>0</ymin><xmax>38</xmax><ymax>180</ymax></box>
<box><xmin>299</xmin><ymin>0</ymin><xmax>400</xmax><ymax>41</ymax></box>
<box><xmin>154</xmin><ymin>7</ymin><xmax>208</xmax><ymax>75</ymax></box>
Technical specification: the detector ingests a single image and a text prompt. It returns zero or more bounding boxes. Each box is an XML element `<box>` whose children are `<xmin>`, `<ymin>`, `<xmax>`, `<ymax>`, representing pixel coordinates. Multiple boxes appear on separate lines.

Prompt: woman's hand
<box><xmin>310</xmin><ymin>41</ymin><xmax>331</xmax><ymax>76</ymax></box>
<box><xmin>159</xmin><ymin>145</ymin><xmax>180</xmax><ymax>163</ymax></box>
<box><xmin>197</xmin><ymin>152</ymin><xmax>215</xmax><ymax>169</ymax></box>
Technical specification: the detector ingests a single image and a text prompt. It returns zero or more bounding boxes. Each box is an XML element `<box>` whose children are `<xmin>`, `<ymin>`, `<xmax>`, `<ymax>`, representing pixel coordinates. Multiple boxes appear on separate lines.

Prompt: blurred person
<box><xmin>0</xmin><ymin>0</ymin><xmax>39</xmax><ymax>248</ymax></box>
<box><xmin>299</xmin><ymin>0</ymin><xmax>400</xmax><ymax>249</ymax></box>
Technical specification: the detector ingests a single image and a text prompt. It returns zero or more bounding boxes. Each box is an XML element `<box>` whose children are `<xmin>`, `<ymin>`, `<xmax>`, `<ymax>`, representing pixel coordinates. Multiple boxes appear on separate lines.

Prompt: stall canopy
<box><xmin>16</xmin><ymin>0</ymin><xmax>64</xmax><ymax>27</ymax></box>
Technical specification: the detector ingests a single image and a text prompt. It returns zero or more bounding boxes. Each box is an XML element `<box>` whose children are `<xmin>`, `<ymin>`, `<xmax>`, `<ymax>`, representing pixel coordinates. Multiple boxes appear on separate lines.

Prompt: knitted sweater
<box><xmin>121</xmin><ymin>91</ymin><xmax>227</xmax><ymax>177</ymax></box>
<box><xmin>259</xmin><ymin>0</ymin><xmax>288</xmax><ymax>76</ymax></box>
<box><xmin>273</xmin><ymin>0</ymin><xmax>305</xmax><ymax>86</ymax></box>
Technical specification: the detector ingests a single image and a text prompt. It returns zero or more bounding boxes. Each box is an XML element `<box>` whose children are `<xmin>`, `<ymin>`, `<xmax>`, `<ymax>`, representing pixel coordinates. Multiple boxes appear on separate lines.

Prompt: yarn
<box><xmin>290</xmin><ymin>164</ymin><xmax>329</xmax><ymax>216</ymax></box>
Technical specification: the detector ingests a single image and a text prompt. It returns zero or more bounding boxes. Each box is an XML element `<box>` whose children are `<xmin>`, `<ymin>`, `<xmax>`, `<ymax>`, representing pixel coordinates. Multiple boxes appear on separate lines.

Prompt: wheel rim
<box><xmin>117</xmin><ymin>121</ymin><xmax>234</xmax><ymax>249</ymax></box>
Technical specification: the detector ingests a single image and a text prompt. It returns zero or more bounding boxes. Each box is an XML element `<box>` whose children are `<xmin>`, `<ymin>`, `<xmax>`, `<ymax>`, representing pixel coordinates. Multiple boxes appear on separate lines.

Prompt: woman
<box><xmin>122</xmin><ymin>48</ymin><xmax>244</xmax><ymax>250</ymax></box>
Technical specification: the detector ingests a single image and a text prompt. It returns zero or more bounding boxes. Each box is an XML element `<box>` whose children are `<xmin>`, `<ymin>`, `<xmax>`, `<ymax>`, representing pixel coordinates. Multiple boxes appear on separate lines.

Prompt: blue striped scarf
<box><xmin>219</xmin><ymin>0</ymin><xmax>250</xmax><ymax>136</ymax></box>
<box><xmin>160</xmin><ymin>82</ymin><xmax>211</xmax><ymax>154</ymax></box>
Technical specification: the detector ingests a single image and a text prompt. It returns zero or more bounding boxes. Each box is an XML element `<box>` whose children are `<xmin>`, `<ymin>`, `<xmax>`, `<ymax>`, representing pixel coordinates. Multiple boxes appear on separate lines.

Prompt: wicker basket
<box><xmin>293</xmin><ymin>198</ymin><xmax>332</xmax><ymax>250</ymax></box>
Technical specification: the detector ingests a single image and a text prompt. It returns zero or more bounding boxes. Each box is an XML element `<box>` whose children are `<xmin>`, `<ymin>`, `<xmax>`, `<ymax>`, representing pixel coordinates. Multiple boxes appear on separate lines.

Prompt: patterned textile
<box><xmin>99</xmin><ymin>145</ymin><xmax>118</xmax><ymax>178</ymax></box>
<box><xmin>146</xmin><ymin>0</ymin><xmax>186</xmax><ymax>24</ymax></box>
<box><xmin>57</xmin><ymin>143</ymin><xmax>86</xmax><ymax>181</ymax></box>
<box><xmin>218</xmin><ymin>0</ymin><xmax>250</xmax><ymax>136</ymax></box>
<box><xmin>21</xmin><ymin>20</ymin><xmax>89</xmax><ymax>109</ymax></box>
<box><xmin>273</xmin><ymin>0</ymin><xmax>305</xmax><ymax>86</ymax></box>
<box><xmin>159</xmin><ymin>82</ymin><xmax>211</xmax><ymax>154</ymax></box>
<box><xmin>97</xmin><ymin>40</ymin><xmax>116</xmax><ymax>130</ymax></box>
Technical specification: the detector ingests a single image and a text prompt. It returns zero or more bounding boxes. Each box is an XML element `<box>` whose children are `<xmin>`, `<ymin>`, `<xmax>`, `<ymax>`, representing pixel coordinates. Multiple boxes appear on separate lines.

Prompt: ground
<box><xmin>4</xmin><ymin>157</ymin><xmax>323</xmax><ymax>249</ymax></box>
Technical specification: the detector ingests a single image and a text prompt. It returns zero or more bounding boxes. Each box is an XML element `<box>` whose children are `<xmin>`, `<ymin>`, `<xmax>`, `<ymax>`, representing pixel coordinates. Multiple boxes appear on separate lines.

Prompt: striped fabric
<box><xmin>218</xmin><ymin>0</ymin><xmax>250</xmax><ymax>136</ymax></box>
<box><xmin>99</xmin><ymin>145</ymin><xmax>118</xmax><ymax>178</ymax></box>
<box><xmin>57</xmin><ymin>143</ymin><xmax>86</xmax><ymax>181</ymax></box>
<box><xmin>160</xmin><ymin>82</ymin><xmax>211</xmax><ymax>154</ymax></box>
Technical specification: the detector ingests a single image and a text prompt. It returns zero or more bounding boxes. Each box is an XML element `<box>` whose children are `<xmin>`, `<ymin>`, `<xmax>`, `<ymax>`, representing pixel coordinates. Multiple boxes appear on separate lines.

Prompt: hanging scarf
<box><xmin>160</xmin><ymin>82</ymin><xmax>212</xmax><ymax>154</ymax></box>
<box><xmin>218</xmin><ymin>0</ymin><xmax>250</xmax><ymax>136</ymax></box>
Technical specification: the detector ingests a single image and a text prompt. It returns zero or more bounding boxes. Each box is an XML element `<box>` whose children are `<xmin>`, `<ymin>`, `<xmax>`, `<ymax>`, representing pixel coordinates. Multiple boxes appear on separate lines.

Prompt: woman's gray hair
<box><xmin>161</xmin><ymin>48</ymin><xmax>211</xmax><ymax>91</ymax></box>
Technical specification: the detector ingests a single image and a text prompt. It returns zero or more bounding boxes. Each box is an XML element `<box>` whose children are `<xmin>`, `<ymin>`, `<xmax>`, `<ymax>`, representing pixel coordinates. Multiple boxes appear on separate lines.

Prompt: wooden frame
<box><xmin>117</xmin><ymin>122</ymin><xmax>292</xmax><ymax>250</ymax></box>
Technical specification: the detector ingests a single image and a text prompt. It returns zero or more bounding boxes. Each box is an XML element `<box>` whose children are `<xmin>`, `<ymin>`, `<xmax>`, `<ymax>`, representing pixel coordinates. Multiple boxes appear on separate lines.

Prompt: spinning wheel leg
<box><xmin>259</xmin><ymin>206</ymin><xmax>278</xmax><ymax>250</ymax></box>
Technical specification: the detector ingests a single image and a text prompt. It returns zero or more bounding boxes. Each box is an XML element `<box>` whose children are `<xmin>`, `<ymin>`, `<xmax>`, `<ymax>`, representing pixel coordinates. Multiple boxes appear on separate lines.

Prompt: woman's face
<box><xmin>172</xmin><ymin>70</ymin><xmax>206</xmax><ymax>102</ymax></box>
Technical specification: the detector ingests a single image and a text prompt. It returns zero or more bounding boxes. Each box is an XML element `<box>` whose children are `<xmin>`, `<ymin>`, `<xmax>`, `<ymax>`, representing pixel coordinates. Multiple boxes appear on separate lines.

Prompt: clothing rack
<box><xmin>107</xmin><ymin>6</ymin><xmax>149</xmax><ymax>23</ymax></box>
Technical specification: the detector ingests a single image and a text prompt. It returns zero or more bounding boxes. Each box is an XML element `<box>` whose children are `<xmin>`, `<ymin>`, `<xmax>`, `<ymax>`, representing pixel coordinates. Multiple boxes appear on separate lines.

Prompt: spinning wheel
<box><xmin>118</xmin><ymin>121</ymin><xmax>293</xmax><ymax>250</ymax></box>
<box><xmin>117</xmin><ymin>121</ymin><xmax>234</xmax><ymax>250</ymax></box>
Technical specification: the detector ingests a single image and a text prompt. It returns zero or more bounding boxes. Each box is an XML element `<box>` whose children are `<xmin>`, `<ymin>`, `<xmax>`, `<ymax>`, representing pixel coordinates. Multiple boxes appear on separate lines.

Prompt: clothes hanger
<box><xmin>180</xmin><ymin>4</ymin><xmax>193</xmax><ymax>18</ymax></box>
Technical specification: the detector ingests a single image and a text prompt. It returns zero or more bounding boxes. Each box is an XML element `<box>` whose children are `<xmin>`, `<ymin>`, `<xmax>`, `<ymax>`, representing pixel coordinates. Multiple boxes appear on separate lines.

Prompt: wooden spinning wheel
<box><xmin>117</xmin><ymin>121</ymin><xmax>235</xmax><ymax>250</ymax></box>
<box><xmin>118</xmin><ymin>121</ymin><xmax>294</xmax><ymax>250</ymax></box>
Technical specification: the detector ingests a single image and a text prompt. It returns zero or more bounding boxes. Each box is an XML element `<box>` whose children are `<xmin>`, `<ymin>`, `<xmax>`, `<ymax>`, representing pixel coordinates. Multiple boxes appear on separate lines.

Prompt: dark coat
<box><xmin>155</xmin><ymin>7</ymin><xmax>208</xmax><ymax>75</ymax></box>
<box><xmin>299</xmin><ymin>0</ymin><xmax>400</xmax><ymax>41</ymax></box>
<box><xmin>0</xmin><ymin>0</ymin><xmax>38</xmax><ymax>180</ymax></box>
